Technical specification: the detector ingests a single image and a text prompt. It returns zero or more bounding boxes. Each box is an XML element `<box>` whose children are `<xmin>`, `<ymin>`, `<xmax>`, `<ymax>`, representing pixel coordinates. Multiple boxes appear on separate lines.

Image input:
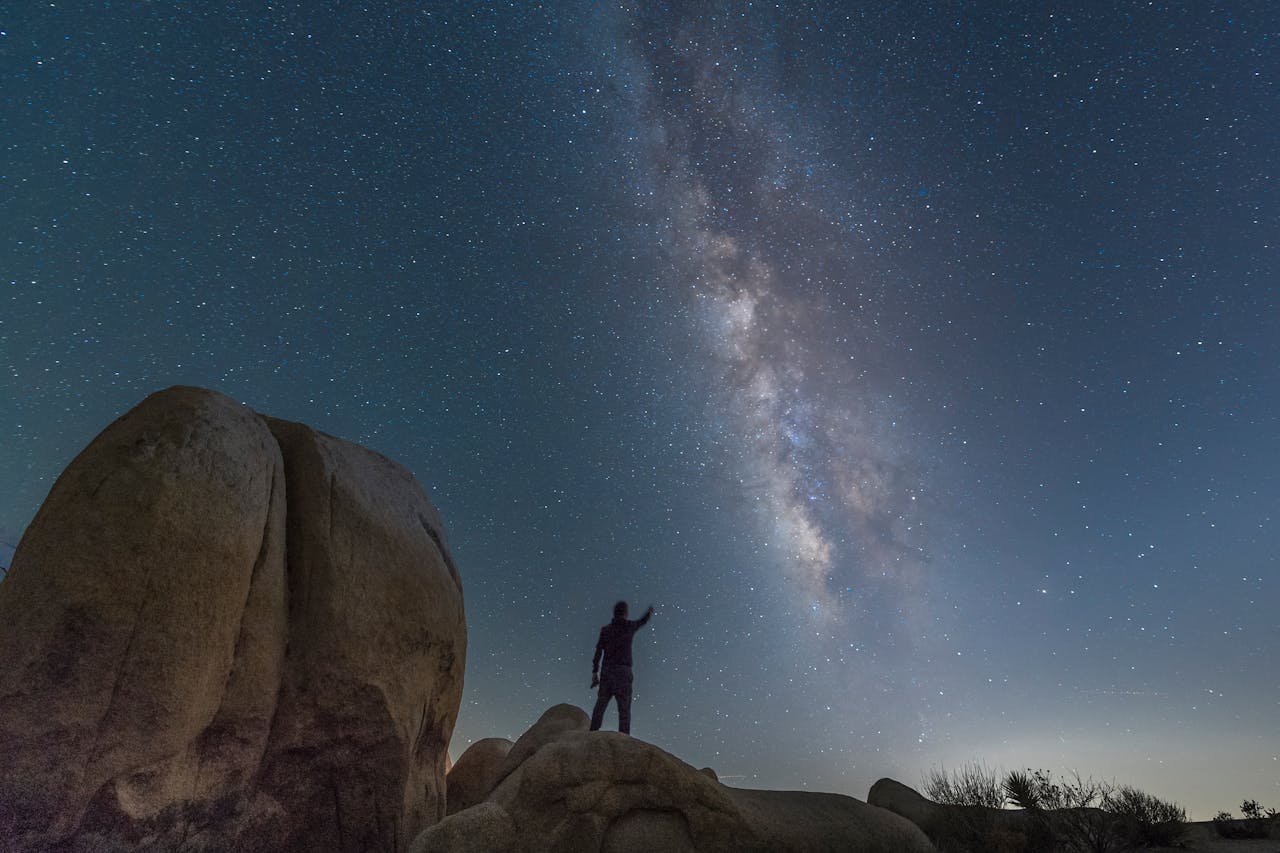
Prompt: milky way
<box><xmin>623</xmin><ymin>7</ymin><xmax>934</xmax><ymax>642</ymax></box>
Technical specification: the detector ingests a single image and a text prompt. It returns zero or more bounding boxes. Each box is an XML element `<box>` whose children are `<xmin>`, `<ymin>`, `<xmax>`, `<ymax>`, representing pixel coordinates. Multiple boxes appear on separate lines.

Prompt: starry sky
<box><xmin>3</xmin><ymin>0</ymin><xmax>1277</xmax><ymax>819</ymax></box>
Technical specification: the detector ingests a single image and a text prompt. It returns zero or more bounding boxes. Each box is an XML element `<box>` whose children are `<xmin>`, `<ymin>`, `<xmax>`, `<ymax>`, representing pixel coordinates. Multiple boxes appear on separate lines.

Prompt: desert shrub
<box><xmin>1213</xmin><ymin>799</ymin><xmax>1275</xmax><ymax>839</ymax></box>
<box><xmin>918</xmin><ymin>764</ymin><xmax>1046</xmax><ymax>853</ymax></box>
<box><xmin>1212</xmin><ymin>815</ymin><xmax>1264</xmax><ymax>839</ymax></box>
<box><xmin>924</xmin><ymin>762</ymin><xmax>1007</xmax><ymax>808</ymax></box>
<box><xmin>1004</xmin><ymin>769</ymin><xmax>1124</xmax><ymax>853</ymax></box>
<box><xmin>1003</xmin><ymin>768</ymin><xmax>1056</xmax><ymax>810</ymax></box>
<box><xmin>925</xmin><ymin>764</ymin><xmax>1186</xmax><ymax>852</ymax></box>
<box><xmin>929</xmin><ymin>807</ymin><xmax>998</xmax><ymax>853</ymax></box>
<box><xmin>935</xmin><ymin>816</ymin><xmax>1035</xmax><ymax>853</ymax></box>
<box><xmin>920</xmin><ymin>762</ymin><xmax>1025</xmax><ymax>852</ymax></box>
<box><xmin>1105</xmin><ymin>785</ymin><xmax>1187</xmax><ymax>847</ymax></box>
<box><xmin>926</xmin><ymin>802</ymin><xmax>1044</xmax><ymax>853</ymax></box>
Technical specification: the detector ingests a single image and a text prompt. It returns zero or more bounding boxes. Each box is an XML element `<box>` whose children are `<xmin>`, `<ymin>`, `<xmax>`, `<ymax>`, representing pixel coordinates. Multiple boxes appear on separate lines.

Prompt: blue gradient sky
<box><xmin>2</xmin><ymin>0</ymin><xmax>1276</xmax><ymax>818</ymax></box>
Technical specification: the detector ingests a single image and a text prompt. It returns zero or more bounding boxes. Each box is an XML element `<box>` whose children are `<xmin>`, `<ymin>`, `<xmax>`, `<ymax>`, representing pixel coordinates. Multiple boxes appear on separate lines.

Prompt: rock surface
<box><xmin>0</xmin><ymin>386</ymin><xmax>466</xmax><ymax>853</ymax></box>
<box><xmin>0</xmin><ymin>387</ymin><xmax>289</xmax><ymax>850</ymax></box>
<box><xmin>250</xmin><ymin>416</ymin><xmax>466</xmax><ymax>852</ymax></box>
<box><xmin>868</xmin><ymin>777</ymin><xmax>1036</xmax><ymax>851</ymax></box>
<box><xmin>448</xmin><ymin>738</ymin><xmax>515</xmax><ymax>815</ymax></box>
<box><xmin>726</xmin><ymin>786</ymin><xmax>937</xmax><ymax>853</ymax></box>
<box><xmin>412</xmin><ymin>706</ymin><xmax>935</xmax><ymax>853</ymax></box>
<box><xmin>490</xmin><ymin>703</ymin><xmax>589</xmax><ymax>792</ymax></box>
<box><xmin>867</xmin><ymin>778</ymin><xmax>943</xmax><ymax>836</ymax></box>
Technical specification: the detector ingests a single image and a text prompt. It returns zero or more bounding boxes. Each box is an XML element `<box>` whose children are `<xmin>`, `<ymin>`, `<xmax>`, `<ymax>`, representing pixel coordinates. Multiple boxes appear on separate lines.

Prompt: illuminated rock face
<box><xmin>0</xmin><ymin>386</ymin><xmax>466</xmax><ymax>853</ymax></box>
<box><xmin>413</xmin><ymin>705</ymin><xmax>937</xmax><ymax>853</ymax></box>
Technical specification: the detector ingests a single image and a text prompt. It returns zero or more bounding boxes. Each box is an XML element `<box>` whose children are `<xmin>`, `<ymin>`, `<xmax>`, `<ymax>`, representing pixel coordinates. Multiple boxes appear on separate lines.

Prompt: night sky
<box><xmin>3</xmin><ymin>1</ymin><xmax>1277</xmax><ymax>819</ymax></box>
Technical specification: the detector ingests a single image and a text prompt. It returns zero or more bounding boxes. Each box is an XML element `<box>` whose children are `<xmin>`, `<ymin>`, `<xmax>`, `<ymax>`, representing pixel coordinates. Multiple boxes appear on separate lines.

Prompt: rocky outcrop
<box><xmin>412</xmin><ymin>706</ymin><xmax>935</xmax><ymax>853</ymax></box>
<box><xmin>250</xmin><ymin>416</ymin><xmax>466</xmax><ymax>852</ymax></box>
<box><xmin>867</xmin><ymin>778</ymin><xmax>942</xmax><ymax>836</ymax></box>
<box><xmin>868</xmin><ymin>778</ymin><xmax>1037</xmax><ymax>851</ymax></box>
<box><xmin>0</xmin><ymin>387</ymin><xmax>289</xmax><ymax>851</ymax></box>
<box><xmin>0</xmin><ymin>387</ymin><xmax>466</xmax><ymax>853</ymax></box>
<box><xmin>726</xmin><ymin>786</ymin><xmax>936</xmax><ymax>853</ymax></box>
<box><xmin>447</xmin><ymin>738</ymin><xmax>514</xmax><ymax>815</ymax></box>
<box><xmin>490</xmin><ymin>703</ymin><xmax>589</xmax><ymax>791</ymax></box>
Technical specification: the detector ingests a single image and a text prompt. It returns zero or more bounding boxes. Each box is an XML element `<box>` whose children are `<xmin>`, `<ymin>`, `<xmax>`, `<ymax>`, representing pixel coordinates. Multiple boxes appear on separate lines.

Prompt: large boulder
<box><xmin>447</xmin><ymin>738</ymin><xmax>514</xmax><ymax>815</ymax></box>
<box><xmin>412</xmin><ymin>707</ymin><xmax>935</xmax><ymax>853</ymax></box>
<box><xmin>0</xmin><ymin>387</ymin><xmax>466</xmax><ymax>853</ymax></box>
<box><xmin>866</xmin><ymin>778</ymin><xmax>942</xmax><ymax>836</ymax></box>
<box><xmin>490</xmin><ymin>703</ymin><xmax>588</xmax><ymax>791</ymax></box>
<box><xmin>0</xmin><ymin>387</ymin><xmax>289</xmax><ymax>849</ymax></box>
<box><xmin>725</xmin><ymin>787</ymin><xmax>936</xmax><ymax>853</ymax></box>
<box><xmin>249</xmin><ymin>416</ymin><xmax>466</xmax><ymax>852</ymax></box>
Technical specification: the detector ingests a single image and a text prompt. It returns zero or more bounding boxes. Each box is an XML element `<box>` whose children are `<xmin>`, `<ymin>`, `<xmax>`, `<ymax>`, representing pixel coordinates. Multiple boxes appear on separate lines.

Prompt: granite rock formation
<box><xmin>868</xmin><ymin>777</ymin><xmax>1038</xmax><ymax>852</ymax></box>
<box><xmin>413</xmin><ymin>705</ymin><xmax>936</xmax><ymax>853</ymax></box>
<box><xmin>0</xmin><ymin>386</ymin><xmax>466</xmax><ymax>853</ymax></box>
<box><xmin>489</xmin><ymin>703</ymin><xmax>589</xmax><ymax>792</ymax></box>
<box><xmin>446</xmin><ymin>738</ymin><xmax>514</xmax><ymax>816</ymax></box>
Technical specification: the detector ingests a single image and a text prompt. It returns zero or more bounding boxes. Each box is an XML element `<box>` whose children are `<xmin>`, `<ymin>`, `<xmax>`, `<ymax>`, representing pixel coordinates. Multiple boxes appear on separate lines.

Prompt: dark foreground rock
<box><xmin>0</xmin><ymin>387</ymin><xmax>466</xmax><ymax>853</ymax></box>
<box><xmin>869</xmin><ymin>777</ymin><xmax>1046</xmax><ymax>852</ymax></box>
<box><xmin>447</xmin><ymin>737</ymin><xmax>514</xmax><ymax>816</ymax></box>
<box><xmin>415</xmin><ymin>705</ymin><xmax>936</xmax><ymax>853</ymax></box>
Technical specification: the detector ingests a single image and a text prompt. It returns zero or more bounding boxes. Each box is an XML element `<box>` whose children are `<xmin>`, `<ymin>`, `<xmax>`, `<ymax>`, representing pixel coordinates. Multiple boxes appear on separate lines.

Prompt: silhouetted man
<box><xmin>589</xmin><ymin>600</ymin><xmax>654</xmax><ymax>734</ymax></box>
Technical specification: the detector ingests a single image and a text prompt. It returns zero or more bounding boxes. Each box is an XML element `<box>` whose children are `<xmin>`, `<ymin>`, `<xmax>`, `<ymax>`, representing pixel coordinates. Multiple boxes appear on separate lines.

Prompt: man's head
<box><xmin>613</xmin><ymin>600</ymin><xmax>628</xmax><ymax>619</ymax></box>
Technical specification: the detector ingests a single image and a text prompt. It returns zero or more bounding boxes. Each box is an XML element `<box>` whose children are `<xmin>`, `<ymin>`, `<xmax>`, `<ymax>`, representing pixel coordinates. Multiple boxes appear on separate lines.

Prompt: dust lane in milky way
<box><xmin>624</xmin><ymin>6</ymin><xmax>935</xmax><ymax>638</ymax></box>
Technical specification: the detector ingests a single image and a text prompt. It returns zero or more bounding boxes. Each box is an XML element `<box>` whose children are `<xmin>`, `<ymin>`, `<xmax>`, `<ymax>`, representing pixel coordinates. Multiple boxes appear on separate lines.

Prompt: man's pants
<box><xmin>590</xmin><ymin>664</ymin><xmax>634</xmax><ymax>734</ymax></box>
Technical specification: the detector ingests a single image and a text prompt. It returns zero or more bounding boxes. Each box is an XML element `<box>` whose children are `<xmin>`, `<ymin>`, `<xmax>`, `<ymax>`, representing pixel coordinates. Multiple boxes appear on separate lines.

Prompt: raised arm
<box><xmin>635</xmin><ymin>605</ymin><xmax>654</xmax><ymax>628</ymax></box>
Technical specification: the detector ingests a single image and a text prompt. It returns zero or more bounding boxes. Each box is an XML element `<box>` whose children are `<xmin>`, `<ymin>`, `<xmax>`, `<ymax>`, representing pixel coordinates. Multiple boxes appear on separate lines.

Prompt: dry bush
<box><xmin>1106</xmin><ymin>785</ymin><xmax>1187</xmax><ymax>847</ymax></box>
<box><xmin>923</xmin><ymin>762</ymin><xmax>1007</xmax><ymax>808</ymax></box>
<box><xmin>1213</xmin><ymin>799</ymin><xmax>1276</xmax><ymax>839</ymax></box>
<box><xmin>1004</xmin><ymin>769</ymin><xmax>1120</xmax><ymax>852</ymax></box>
<box><xmin>921</xmin><ymin>764</ymin><xmax>1185</xmax><ymax>852</ymax></box>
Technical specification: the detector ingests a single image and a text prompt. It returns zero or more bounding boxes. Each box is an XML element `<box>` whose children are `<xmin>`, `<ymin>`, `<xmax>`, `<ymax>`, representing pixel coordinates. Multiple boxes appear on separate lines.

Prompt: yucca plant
<box><xmin>1003</xmin><ymin>769</ymin><xmax>1055</xmax><ymax>810</ymax></box>
<box><xmin>1003</xmin><ymin>769</ymin><xmax>1125</xmax><ymax>852</ymax></box>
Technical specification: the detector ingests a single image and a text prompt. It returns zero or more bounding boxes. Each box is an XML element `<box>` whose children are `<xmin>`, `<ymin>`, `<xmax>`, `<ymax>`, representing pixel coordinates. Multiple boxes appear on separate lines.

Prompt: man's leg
<box><xmin>589</xmin><ymin>684</ymin><xmax>612</xmax><ymax>731</ymax></box>
<box><xmin>616</xmin><ymin>671</ymin><xmax>634</xmax><ymax>735</ymax></box>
